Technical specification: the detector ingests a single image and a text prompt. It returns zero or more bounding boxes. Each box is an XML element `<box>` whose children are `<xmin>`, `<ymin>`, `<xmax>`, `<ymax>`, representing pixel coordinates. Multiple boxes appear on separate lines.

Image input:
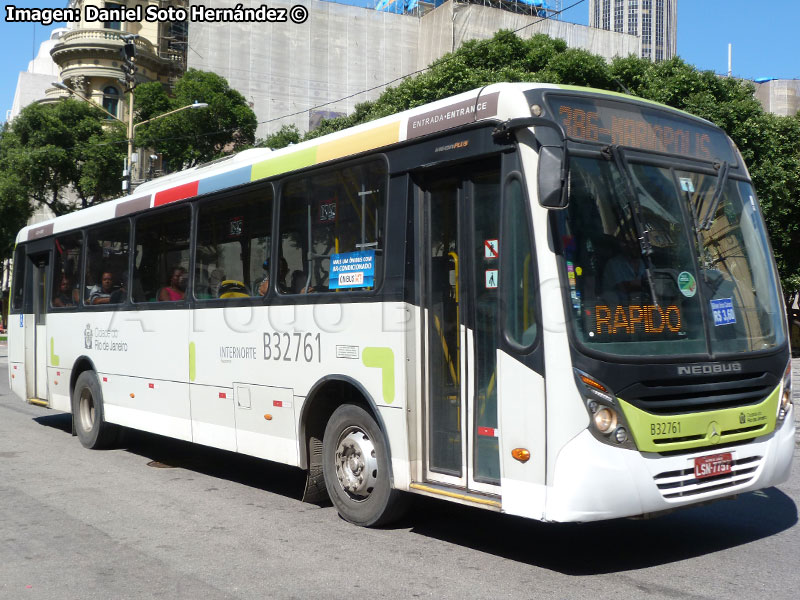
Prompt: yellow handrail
<box><xmin>449</xmin><ymin>251</ymin><xmax>460</xmax><ymax>380</ymax></box>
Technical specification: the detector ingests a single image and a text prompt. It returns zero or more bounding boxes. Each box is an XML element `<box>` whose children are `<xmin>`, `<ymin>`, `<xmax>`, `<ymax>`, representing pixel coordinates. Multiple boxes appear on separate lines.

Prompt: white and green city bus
<box><xmin>8</xmin><ymin>83</ymin><xmax>794</xmax><ymax>526</ymax></box>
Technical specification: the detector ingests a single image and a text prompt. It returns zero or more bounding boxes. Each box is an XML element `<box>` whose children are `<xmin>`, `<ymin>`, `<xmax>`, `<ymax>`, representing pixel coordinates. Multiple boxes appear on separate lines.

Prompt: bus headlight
<box><xmin>593</xmin><ymin>406</ymin><xmax>618</xmax><ymax>433</ymax></box>
<box><xmin>574</xmin><ymin>369</ymin><xmax>636</xmax><ymax>450</ymax></box>
<box><xmin>778</xmin><ymin>361</ymin><xmax>793</xmax><ymax>423</ymax></box>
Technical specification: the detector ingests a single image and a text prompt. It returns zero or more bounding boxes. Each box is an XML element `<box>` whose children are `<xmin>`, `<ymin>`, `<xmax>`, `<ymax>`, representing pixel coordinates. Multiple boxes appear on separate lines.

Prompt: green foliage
<box><xmin>0</xmin><ymin>125</ymin><xmax>32</xmax><ymax>256</ymax></box>
<box><xmin>298</xmin><ymin>30</ymin><xmax>800</xmax><ymax>295</ymax></box>
<box><xmin>134</xmin><ymin>69</ymin><xmax>257</xmax><ymax>168</ymax></box>
<box><xmin>0</xmin><ymin>99</ymin><xmax>125</xmax><ymax>217</ymax></box>
<box><xmin>259</xmin><ymin>124</ymin><xmax>301</xmax><ymax>150</ymax></box>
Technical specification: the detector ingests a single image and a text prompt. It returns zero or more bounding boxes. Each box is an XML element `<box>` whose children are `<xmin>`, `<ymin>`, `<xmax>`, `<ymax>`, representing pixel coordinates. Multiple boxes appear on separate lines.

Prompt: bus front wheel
<box><xmin>322</xmin><ymin>404</ymin><xmax>406</xmax><ymax>527</ymax></box>
<box><xmin>72</xmin><ymin>371</ymin><xmax>119</xmax><ymax>450</ymax></box>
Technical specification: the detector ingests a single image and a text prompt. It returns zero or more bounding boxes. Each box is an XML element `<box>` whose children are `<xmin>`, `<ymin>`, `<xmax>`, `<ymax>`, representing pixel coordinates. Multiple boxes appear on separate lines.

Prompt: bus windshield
<box><xmin>557</xmin><ymin>155</ymin><xmax>786</xmax><ymax>357</ymax></box>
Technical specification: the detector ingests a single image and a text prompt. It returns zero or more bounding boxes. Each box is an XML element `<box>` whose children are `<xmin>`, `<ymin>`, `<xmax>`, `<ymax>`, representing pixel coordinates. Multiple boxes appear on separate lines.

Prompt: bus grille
<box><xmin>653</xmin><ymin>455</ymin><xmax>762</xmax><ymax>500</ymax></box>
<box><xmin>618</xmin><ymin>371</ymin><xmax>777</xmax><ymax>414</ymax></box>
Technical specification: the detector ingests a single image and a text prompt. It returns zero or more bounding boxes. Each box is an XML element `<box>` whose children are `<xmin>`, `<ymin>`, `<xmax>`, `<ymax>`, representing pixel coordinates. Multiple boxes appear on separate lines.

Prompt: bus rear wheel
<box><xmin>72</xmin><ymin>371</ymin><xmax>119</xmax><ymax>450</ymax></box>
<box><xmin>322</xmin><ymin>404</ymin><xmax>406</xmax><ymax>527</ymax></box>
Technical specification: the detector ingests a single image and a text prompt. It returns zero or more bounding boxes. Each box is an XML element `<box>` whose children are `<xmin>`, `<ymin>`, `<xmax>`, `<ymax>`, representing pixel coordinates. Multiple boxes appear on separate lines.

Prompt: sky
<box><xmin>1</xmin><ymin>0</ymin><xmax>798</xmax><ymax>123</ymax></box>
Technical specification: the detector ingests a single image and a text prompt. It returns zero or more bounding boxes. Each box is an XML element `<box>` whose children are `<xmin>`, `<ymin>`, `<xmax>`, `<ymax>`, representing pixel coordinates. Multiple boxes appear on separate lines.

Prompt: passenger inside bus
<box><xmin>290</xmin><ymin>270</ymin><xmax>313</xmax><ymax>294</ymax></box>
<box><xmin>257</xmin><ymin>257</ymin><xmax>289</xmax><ymax>296</ymax></box>
<box><xmin>158</xmin><ymin>266</ymin><xmax>187</xmax><ymax>302</ymax></box>
<box><xmin>89</xmin><ymin>271</ymin><xmax>124</xmax><ymax>305</ymax></box>
<box><xmin>53</xmin><ymin>274</ymin><xmax>79</xmax><ymax>307</ymax></box>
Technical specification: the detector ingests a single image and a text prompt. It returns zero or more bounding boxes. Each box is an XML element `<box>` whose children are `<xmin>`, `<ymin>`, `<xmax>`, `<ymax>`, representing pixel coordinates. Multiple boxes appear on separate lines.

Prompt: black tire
<box><xmin>322</xmin><ymin>404</ymin><xmax>407</xmax><ymax>527</ymax></box>
<box><xmin>72</xmin><ymin>371</ymin><xmax>119</xmax><ymax>450</ymax></box>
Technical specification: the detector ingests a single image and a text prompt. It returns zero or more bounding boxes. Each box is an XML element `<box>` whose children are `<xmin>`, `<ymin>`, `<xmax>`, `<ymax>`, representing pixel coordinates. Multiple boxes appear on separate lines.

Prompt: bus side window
<box><xmin>133</xmin><ymin>206</ymin><xmax>191</xmax><ymax>303</ymax></box>
<box><xmin>51</xmin><ymin>232</ymin><xmax>83</xmax><ymax>308</ymax></box>
<box><xmin>85</xmin><ymin>221</ymin><xmax>130</xmax><ymax>306</ymax></box>
<box><xmin>10</xmin><ymin>245</ymin><xmax>26</xmax><ymax>313</ymax></box>
<box><xmin>502</xmin><ymin>178</ymin><xmax>538</xmax><ymax>347</ymax></box>
<box><xmin>279</xmin><ymin>160</ymin><xmax>387</xmax><ymax>294</ymax></box>
<box><xmin>194</xmin><ymin>187</ymin><xmax>273</xmax><ymax>300</ymax></box>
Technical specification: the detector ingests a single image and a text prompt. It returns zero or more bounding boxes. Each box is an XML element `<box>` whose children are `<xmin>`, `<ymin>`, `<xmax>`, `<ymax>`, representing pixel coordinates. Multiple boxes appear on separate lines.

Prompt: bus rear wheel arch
<box><xmin>71</xmin><ymin>370</ymin><xmax>119</xmax><ymax>450</ymax></box>
<box><xmin>322</xmin><ymin>403</ymin><xmax>406</xmax><ymax>527</ymax></box>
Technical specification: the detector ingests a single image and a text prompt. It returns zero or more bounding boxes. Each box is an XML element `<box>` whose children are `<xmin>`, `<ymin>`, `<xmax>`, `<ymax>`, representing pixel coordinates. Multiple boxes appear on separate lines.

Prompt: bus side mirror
<box><xmin>538</xmin><ymin>146</ymin><xmax>569</xmax><ymax>209</ymax></box>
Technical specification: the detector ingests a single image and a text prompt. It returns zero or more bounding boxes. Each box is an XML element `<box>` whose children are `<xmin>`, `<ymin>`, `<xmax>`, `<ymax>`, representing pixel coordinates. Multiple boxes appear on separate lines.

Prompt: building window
<box><xmin>614</xmin><ymin>0</ymin><xmax>624</xmax><ymax>33</ymax></box>
<box><xmin>628</xmin><ymin>0</ymin><xmax>639</xmax><ymax>35</ymax></box>
<box><xmin>102</xmin><ymin>86</ymin><xmax>120</xmax><ymax>119</ymax></box>
<box><xmin>104</xmin><ymin>2</ymin><xmax>124</xmax><ymax>30</ymax></box>
<box><xmin>642</xmin><ymin>0</ymin><xmax>652</xmax><ymax>60</ymax></box>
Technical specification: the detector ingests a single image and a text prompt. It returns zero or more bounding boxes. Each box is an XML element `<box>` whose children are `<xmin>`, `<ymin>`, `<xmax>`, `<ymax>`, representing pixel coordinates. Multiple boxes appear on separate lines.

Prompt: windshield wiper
<box><xmin>699</xmin><ymin>161</ymin><xmax>730</xmax><ymax>230</ymax></box>
<box><xmin>604</xmin><ymin>144</ymin><xmax>660</xmax><ymax>307</ymax></box>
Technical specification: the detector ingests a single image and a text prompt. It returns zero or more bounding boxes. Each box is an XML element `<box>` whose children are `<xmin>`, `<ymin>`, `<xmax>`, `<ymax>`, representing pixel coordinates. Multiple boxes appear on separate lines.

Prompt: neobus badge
<box><xmin>677</xmin><ymin>363</ymin><xmax>742</xmax><ymax>376</ymax></box>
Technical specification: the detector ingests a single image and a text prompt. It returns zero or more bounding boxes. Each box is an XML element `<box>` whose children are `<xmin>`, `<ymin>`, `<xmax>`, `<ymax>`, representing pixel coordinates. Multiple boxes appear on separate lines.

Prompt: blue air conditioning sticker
<box><xmin>329</xmin><ymin>250</ymin><xmax>375</xmax><ymax>289</ymax></box>
<box><xmin>679</xmin><ymin>177</ymin><xmax>695</xmax><ymax>193</ymax></box>
<box><xmin>710</xmin><ymin>298</ymin><xmax>736</xmax><ymax>326</ymax></box>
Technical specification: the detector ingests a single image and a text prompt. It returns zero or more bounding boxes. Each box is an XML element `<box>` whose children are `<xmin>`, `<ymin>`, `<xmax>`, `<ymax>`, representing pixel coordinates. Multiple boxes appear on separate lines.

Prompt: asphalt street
<box><xmin>1</xmin><ymin>342</ymin><xmax>798</xmax><ymax>600</ymax></box>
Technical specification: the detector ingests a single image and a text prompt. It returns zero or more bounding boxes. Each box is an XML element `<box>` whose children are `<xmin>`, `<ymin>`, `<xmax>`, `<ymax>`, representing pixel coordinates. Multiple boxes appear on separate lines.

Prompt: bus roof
<box><xmin>17</xmin><ymin>82</ymin><xmax>713</xmax><ymax>243</ymax></box>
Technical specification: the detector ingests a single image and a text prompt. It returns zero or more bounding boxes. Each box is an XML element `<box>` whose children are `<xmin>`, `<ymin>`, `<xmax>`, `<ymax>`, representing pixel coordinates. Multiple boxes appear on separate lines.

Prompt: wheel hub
<box><xmin>79</xmin><ymin>389</ymin><xmax>95</xmax><ymax>432</ymax></box>
<box><xmin>334</xmin><ymin>428</ymin><xmax>378</xmax><ymax>500</ymax></box>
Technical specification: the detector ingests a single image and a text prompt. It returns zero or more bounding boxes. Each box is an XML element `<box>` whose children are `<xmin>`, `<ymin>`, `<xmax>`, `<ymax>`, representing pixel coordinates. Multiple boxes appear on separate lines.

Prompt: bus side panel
<box><xmin>497</xmin><ymin>350</ymin><xmax>546</xmax><ymax>520</ymax></box>
<box><xmin>102</xmin><ymin>375</ymin><xmax>192</xmax><ymax>441</ymax></box>
<box><xmin>8</xmin><ymin>314</ymin><xmax>27</xmax><ymax>402</ymax></box>
<box><xmin>190</xmin><ymin>384</ymin><xmax>237</xmax><ymax>452</ymax></box>
<box><xmin>188</xmin><ymin>302</ymin><xmax>409</xmax><ymax>472</ymax></box>
<box><xmin>234</xmin><ymin>384</ymin><xmax>297</xmax><ymax>466</ymax></box>
<box><xmin>55</xmin><ymin>309</ymin><xmax>192</xmax><ymax>438</ymax></box>
<box><xmin>47</xmin><ymin>366</ymin><xmax>71</xmax><ymax>412</ymax></box>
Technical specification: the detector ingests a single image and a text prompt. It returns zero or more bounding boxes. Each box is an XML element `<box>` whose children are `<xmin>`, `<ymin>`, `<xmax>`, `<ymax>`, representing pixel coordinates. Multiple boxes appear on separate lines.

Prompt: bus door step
<box><xmin>409</xmin><ymin>481</ymin><xmax>501</xmax><ymax>510</ymax></box>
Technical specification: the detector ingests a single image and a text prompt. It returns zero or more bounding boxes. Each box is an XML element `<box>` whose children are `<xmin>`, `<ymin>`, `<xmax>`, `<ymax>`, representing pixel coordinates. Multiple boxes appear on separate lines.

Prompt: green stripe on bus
<box><xmin>251</xmin><ymin>146</ymin><xmax>318</xmax><ymax>181</ymax></box>
<box><xmin>618</xmin><ymin>384</ymin><xmax>780</xmax><ymax>453</ymax></box>
<box><xmin>50</xmin><ymin>337</ymin><xmax>59</xmax><ymax>367</ymax></box>
<box><xmin>362</xmin><ymin>347</ymin><xmax>395</xmax><ymax>405</ymax></box>
<box><xmin>189</xmin><ymin>342</ymin><xmax>196</xmax><ymax>383</ymax></box>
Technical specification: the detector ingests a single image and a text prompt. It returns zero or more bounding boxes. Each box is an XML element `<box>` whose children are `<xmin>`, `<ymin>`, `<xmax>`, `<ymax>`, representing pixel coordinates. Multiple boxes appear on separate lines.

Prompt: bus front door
<box><xmin>417</xmin><ymin>160</ymin><xmax>503</xmax><ymax>495</ymax></box>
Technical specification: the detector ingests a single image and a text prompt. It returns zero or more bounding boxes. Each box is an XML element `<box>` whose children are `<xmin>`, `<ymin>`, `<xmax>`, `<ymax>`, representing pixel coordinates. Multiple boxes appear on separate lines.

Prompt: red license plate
<box><xmin>694</xmin><ymin>452</ymin><xmax>733</xmax><ymax>479</ymax></box>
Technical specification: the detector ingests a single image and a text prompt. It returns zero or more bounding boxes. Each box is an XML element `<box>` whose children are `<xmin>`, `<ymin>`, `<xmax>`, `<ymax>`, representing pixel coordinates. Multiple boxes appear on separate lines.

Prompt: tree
<box><xmin>259</xmin><ymin>124</ymin><xmax>301</xmax><ymax>150</ymax></box>
<box><xmin>0</xmin><ymin>99</ymin><xmax>125</xmax><ymax>219</ymax></box>
<box><xmin>134</xmin><ymin>69</ymin><xmax>257</xmax><ymax>168</ymax></box>
<box><xmin>0</xmin><ymin>125</ymin><xmax>32</xmax><ymax>257</ymax></box>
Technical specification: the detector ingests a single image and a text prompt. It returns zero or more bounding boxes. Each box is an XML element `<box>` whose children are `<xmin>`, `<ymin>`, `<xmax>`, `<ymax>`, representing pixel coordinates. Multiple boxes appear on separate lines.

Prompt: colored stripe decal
<box><xmin>317</xmin><ymin>121</ymin><xmax>401</xmax><ymax>163</ymax></box>
<box><xmin>154</xmin><ymin>181</ymin><xmax>199</xmax><ymax>206</ymax></box>
<box><xmin>27</xmin><ymin>223</ymin><xmax>54</xmax><ymax>240</ymax></box>
<box><xmin>197</xmin><ymin>166</ymin><xmax>252</xmax><ymax>195</ymax></box>
<box><xmin>115</xmin><ymin>195</ymin><xmax>152</xmax><ymax>217</ymax></box>
<box><xmin>251</xmin><ymin>147</ymin><xmax>317</xmax><ymax>181</ymax></box>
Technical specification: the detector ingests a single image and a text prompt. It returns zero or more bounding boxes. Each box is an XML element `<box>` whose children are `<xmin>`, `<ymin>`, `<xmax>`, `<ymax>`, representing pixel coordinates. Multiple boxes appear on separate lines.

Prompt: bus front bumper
<box><xmin>543</xmin><ymin>413</ymin><xmax>795</xmax><ymax>522</ymax></box>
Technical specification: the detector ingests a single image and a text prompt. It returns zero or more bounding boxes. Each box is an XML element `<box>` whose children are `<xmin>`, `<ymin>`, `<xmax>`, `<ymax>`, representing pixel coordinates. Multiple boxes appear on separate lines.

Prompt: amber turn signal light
<box><xmin>511</xmin><ymin>448</ymin><xmax>531</xmax><ymax>463</ymax></box>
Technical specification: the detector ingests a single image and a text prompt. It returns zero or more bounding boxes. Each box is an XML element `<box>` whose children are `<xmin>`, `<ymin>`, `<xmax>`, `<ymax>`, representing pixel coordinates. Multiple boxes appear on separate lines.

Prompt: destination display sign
<box><xmin>546</xmin><ymin>94</ymin><xmax>736</xmax><ymax>163</ymax></box>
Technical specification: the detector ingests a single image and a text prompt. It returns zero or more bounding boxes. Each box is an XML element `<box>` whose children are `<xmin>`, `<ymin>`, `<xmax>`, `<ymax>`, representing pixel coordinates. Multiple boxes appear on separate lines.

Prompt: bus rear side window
<box><xmin>11</xmin><ymin>246</ymin><xmax>25</xmax><ymax>312</ymax></box>
<box><xmin>279</xmin><ymin>160</ymin><xmax>387</xmax><ymax>294</ymax></box>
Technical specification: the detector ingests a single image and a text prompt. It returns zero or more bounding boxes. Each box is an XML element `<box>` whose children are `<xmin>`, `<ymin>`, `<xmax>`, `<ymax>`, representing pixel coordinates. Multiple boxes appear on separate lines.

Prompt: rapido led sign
<box><xmin>546</xmin><ymin>94</ymin><xmax>736</xmax><ymax>163</ymax></box>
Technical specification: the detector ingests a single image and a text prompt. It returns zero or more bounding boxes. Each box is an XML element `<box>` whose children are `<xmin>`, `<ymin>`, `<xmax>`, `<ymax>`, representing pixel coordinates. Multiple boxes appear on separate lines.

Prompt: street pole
<box><xmin>125</xmin><ymin>90</ymin><xmax>135</xmax><ymax>191</ymax></box>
